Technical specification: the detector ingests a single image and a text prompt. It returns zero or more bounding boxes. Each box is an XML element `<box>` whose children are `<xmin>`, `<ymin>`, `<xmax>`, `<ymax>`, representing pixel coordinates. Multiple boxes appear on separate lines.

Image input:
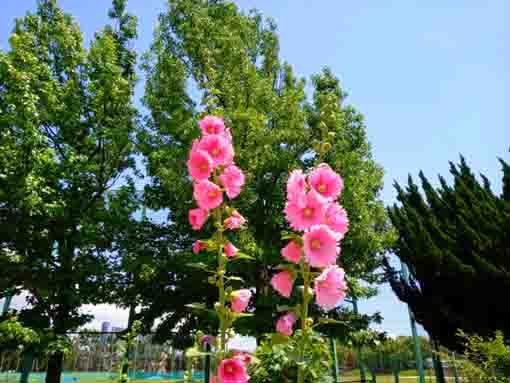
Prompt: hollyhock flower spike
<box><xmin>303</xmin><ymin>225</ymin><xmax>339</xmax><ymax>268</ymax></box>
<box><xmin>276</xmin><ymin>312</ymin><xmax>297</xmax><ymax>336</ymax></box>
<box><xmin>230</xmin><ymin>289</ymin><xmax>251</xmax><ymax>313</ymax></box>
<box><xmin>309</xmin><ymin>163</ymin><xmax>344</xmax><ymax>200</ymax></box>
<box><xmin>324</xmin><ymin>202</ymin><xmax>349</xmax><ymax>238</ymax></box>
<box><xmin>199</xmin><ymin>115</ymin><xmax>225</xmax><ymax>136</ymax></box>
<box><xmin>281</xmin><ymin>240</ymin><xmax>302</xmax><ymax>264</ymax></box>
<box><xmin>192</xmin><ymin>240</ymin><xmax>207</xmax><ymax>254</ymax></box>
<box><xmin>198</xmin><ymin>134</ymin><xmax>234</xmax><ymax>168</ymax></box>
<box><xmin>224</xmin><ymin>242</ymin><xmax>238</xmax><ymax>258</ymax></box>
<box><xmin>287</xmin><ymin>169</ymin><xmax>307</xmax><ymax>207</ymax></box>
<box><xmin>224</xmin><ymin>210</ymin><xmax>246</xmax><ymax>230</ymax></box>
<box><xmin>187</xmin><ymin>148</ymin><xmax>213</xmax><ymax>181</ymax></box>
<box><xmin>284</xmin><ymin>189</ymin><xmax>326</xmax><ymax>231</ymax></box>
<box><xmin>271</xmin><ymin>270</ymin><xmax>295</xmax><ymax>298</ymax></box>
<box><xmin>189</xmin><ymin>208</ymin><xmax>209</xmax><ymax>230</ymax></box>
<box><xmin>314</xmin><ymin>265</ymin><xmax>347</xmax><ymax>311</ymax></box>
<box><xmin>218</xmin><ymin>358</ymin><xmax>249</xmax><ymax>383</ymax></box>
<box><xmin>193</xmin><ymin>180</ymin><xmax>223</xmax><ymax>209</ymax></box>
<box><xmin>219</xmin><ymin>165</ymin><xmax>245</xmax><ymax>199</ymax></box>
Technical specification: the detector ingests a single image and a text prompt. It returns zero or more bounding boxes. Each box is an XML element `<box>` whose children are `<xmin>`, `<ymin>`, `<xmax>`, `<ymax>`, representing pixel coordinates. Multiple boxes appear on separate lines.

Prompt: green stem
<box><xmin>298</xmin><ymin>262</ymin><xmax>311</xmax><ymax>383</ymax></box>
<box><xmin>215</xmin><ymin>206</ymin><xmax>227</xmax><ymax>362</ymax></box>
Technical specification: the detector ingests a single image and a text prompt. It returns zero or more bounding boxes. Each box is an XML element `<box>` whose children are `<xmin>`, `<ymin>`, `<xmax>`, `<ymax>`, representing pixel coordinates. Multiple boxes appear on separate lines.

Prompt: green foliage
<box><xmin>249</xmin><ymin>332</ymin><xmax>332</xmax><ymax>383</ymax></box>
<box><xmin>0</xmin><ymin>1</ymin><xmax>139</xmax><ymax>382</ymax></box>
<box><xmin>0</xmin><ymin>316</ymin><xmax>40</xmax><ymax>350</ymax></box>
<box><xmin>386</xmin><ymin>156</ymin><xmax>510</xmax><ymax>350</ymax></box>
<box><xmin>458</xmin><ymin>331</ymin><xmax>510</xmax><ymax>383</ymax></box>
<box><xmin>138</xmin><ymin>0</ymin><xmax>393</xmax><ymax>344</ymax></box>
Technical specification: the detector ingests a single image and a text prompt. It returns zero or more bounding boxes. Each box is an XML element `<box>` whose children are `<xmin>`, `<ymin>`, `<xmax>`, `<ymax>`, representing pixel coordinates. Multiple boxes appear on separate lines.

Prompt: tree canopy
<box><xmin>137</xmin><ymin>0</ymin><xmax>393</xmax><ymax>345</ymax></box>
<box><xmin>386</xmin><ymin>156</ymin><xmax>510</xmax><ymax>350</ymax></box>
<box><xmin>0</xmin><ymin>0</ymin><xmax>139</xmax><ymax>381</ymax></box>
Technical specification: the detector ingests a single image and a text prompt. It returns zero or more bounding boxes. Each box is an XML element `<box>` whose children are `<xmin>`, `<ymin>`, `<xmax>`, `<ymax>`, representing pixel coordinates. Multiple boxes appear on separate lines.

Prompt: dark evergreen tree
<box><xmin>385</xmin><ymin>156</ymin><xmax>510</xmax><ymax>350</ymax></box>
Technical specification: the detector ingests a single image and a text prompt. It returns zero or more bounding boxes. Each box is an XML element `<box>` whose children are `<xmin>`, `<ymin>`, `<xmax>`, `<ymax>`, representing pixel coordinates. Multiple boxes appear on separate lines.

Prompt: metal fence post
<box><xmin>330</xmin><ymin>336</ymin><xmax>339</xmax><ymax>383</ymax></box>
<box><xmin>203</xmin><ymin>343</ymin><xmax>211</xmax><ymax>383</ymax></box>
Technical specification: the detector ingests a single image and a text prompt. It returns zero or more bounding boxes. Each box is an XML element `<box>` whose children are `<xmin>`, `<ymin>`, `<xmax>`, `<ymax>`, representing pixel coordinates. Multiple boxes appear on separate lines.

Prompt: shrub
<box><xmin>249</xmin><ymin>332</ymin><xmax>333</xmax><ymax>383</ymax></box>
<box><xmin>459</xmin><ymin>331</ymin><xmax>510</xmax><ymax>383</ymax></box>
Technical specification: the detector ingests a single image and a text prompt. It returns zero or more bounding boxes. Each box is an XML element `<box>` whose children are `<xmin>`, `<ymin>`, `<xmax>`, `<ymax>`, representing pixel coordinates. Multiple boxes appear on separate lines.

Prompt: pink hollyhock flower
<box><xmin>193</xmin><ymin>181</ymin><xmax>223</xmax><ymax>209</ymax></box>
<box><xmin>209</xmin><ymin>376</ymin><xmax>217</xmax><ymax>383</ymax></box>
<box><xmin>281</xmin><ymin>241</ymin><xmax>302</xmax><ymax>264</ymax></box>
<box><xmin>284</xmin><ymin>190</ymin><xmax>326</xmax><ymax>231</ymax></box>
<box><xmin>199</xmin><ymin>115</ymin><xmax>225</xmax><ymax>136</ymax></box>
<box><xmin>224</xmin><ymin>210</ymin><xmax>246</xmax><ymax>230</ymax></box>
<box><xmin>198</xmin><ymin>134</ymin><xmax>234</xmax><ymax>168</ymax></box>
<box><xmin>270</xmin><ymin>270</ymin><xmax>295</xmax><ymax>298</ymax></box>
<box><xmin>309</xmin><ymin>163</ymin><xmax>344</xmax><ymax>200</ymax></box>
<box><xmin>324</xmin><ymin>203</ymin><xmax>349</xmax><ymax>238</ymax></box>
<box><xmin>286</xmin><ymin>169</ymin><xmax>307</xmax><ymax>207</ymax></box>
<box><xmin>192</xmin><ymin>240</ymin><xmax>207</xmax><ymax>254</ymax></box>
<box><xmin>218</xmin><ymin>358</ymin><xmax>249</xmax><ymax>383</ymax></box>
<box><xmin>303</xmin><ymin>225</ymin><xmax>339</xmax><ymax>268</ymax></box>
<box><xmin>219</xmin><ymin>165</ymin><xmax>245</xmax><ymax>199</ymax></box>
<box><xmin>233</xmin><ymin>352</ymin><xmax>252</xmax><ymax>365</ymax></box>
<box><xmin>314</xmin><ymin>265</ymin><xmax>347</xmax><ymax>311</ymax></box>
<box><xmin>224</xmin><ymin>242</ymin><xmax>238</xmax><ymax>258</ymax></box>
<box><xmin>189</xmin><ymin>208</ymin><xmax>209</xmax><ymax>230</ymax></box>
<box><xmin>276</xmin><ymin>312</ymin><xmax>297</xmax><ymax>337</ymax></box>
<box><xmin>225</xmin><ymin>128</ymin><xmax>233</xmax><ymax>142</ymax></box>
<box><xmin>187</xmin><ymin>148</ymin><xmax>213</xmax><ymax>181</ymax></box>
<box><xmin>230</xmin><ymin>289</ymin><xmax>251</xmax><ymax>313</ymax></box>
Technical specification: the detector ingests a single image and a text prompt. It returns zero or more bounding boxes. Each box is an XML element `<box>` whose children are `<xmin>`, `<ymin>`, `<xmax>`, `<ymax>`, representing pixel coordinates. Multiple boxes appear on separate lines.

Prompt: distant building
<box><xmin>101</xmin><ymin>321</ymin><xmax>111</xmax><ymax>333</ymax></box>
<box><xmin>101</xmin><ymin>321</ymin><xmax>111</xmax><ymax>344</ymax></box>
<box><xmin>111</xmin><ymin>326</ymin><xmax>124</xmax><ymax>333</ymax></box>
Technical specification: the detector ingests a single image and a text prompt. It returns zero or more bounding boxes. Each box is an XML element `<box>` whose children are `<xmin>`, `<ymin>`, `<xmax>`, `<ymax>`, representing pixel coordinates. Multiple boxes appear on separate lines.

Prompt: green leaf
<box><xmin>270</xmin><ymin>332</ymin><xmax>290</xmax><ymax>345</ymax></box>
<box><xmin>185</xmin><ymin>303</ymin><xmax>207</xmax><ymax>311</ymax></box>
<box><xmin>232</xmin><ymin>252</ymin><xmax>256</xmax><ymax>261</ymax></box>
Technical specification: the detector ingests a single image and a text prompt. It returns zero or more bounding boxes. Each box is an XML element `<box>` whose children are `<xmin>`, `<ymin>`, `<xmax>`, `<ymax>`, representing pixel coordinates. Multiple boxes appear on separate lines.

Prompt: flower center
<box><xmin>318</xmin><ymin>183</ymin><xmax>327</xmax><ymax>193</ymax></box>
<box><xmin>226</xmin><ymin>365</ymin><xmax>233</xmax><ymax>373</ymax></box>
<box><xmin>200</xmin><ymin>163</ymin><xmax>208</xmax><ymax>171</ymax></box>
<box><xmin>311</xmin><ymin>239</ymin><xmax>321</xmax><ymax>249</ymax></box>
<box><xmin>207</xmin><ymin>190</ymin><xmax>218</xmax><ymax>198</ymax></box>
<box><xmin>208</xmin><ymin>126</ymin><xmax>215</xmax><ymax>133</ymax></box>
<box><xmin>303</xmin><ymin>207</ymin><xmax>313</xmax><ymax>217</ymax></box>
<box><xmin>325</xmin><ymin>217</ymin><xmax>331</xmax><ymax>224</ymax></box>
<box><xmin>211</xmin><ymin>148</ymin><xmax>220</xmax><ymax>156</ymax></box>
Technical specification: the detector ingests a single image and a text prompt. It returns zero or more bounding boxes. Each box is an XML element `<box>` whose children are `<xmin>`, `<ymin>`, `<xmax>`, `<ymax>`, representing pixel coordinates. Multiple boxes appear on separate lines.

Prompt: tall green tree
<box><xmin>138</xmin><ymin>0</ymin><xmax>393</xmax><ymax>344</ymax></box>
<box><xmin>386</xmin><ymin>156</ymin><xmax>510</xmax><ymax>350</ymax></box>
<box><xmin>0</xmin><ymin>1</ymin><xmax>139</xmax><ymax>382</ymax></box>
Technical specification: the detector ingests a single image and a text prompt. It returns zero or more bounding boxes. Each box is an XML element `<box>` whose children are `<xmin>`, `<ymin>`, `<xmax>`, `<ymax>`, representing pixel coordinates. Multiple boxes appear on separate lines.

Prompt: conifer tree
<box><xmin>386</xmin><ymin>156</ymin><xmax>510</xmax><ymax>350</ymax></box>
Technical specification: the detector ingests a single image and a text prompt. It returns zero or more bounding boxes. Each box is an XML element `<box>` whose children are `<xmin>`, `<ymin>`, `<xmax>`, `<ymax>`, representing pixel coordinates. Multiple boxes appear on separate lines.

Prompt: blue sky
<box><xmin>1</xmin><ymin>1</ymin><xmax>508</xmax><ymax>336</ymax></box>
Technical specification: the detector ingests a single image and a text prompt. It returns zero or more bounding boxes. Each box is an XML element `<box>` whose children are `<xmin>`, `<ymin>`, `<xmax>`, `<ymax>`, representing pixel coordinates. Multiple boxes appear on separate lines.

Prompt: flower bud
<box><xmin>322</xmin><ymin>142</ymin><xmax>332</xmax><ymax>153</ymax></box>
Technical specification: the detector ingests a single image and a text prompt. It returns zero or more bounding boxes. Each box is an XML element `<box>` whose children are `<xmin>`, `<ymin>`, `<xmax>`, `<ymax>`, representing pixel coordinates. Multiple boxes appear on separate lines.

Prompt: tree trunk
<box><xmin>45</xmin><ymin>351</ymin><xmax>64</xmax><ymax>383</ymax></box>
<box><xmin>19</xmin><ymin>352</ymin><xmax>33</xmax><ymax>383</ymax></box>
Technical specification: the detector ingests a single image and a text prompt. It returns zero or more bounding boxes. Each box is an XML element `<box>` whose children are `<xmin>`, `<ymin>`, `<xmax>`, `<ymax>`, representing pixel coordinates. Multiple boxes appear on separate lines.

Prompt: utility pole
<box><xmin>400</xmin><ymin>263</ymin><xmax>425</xmax><ymax>383</ymax></box>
